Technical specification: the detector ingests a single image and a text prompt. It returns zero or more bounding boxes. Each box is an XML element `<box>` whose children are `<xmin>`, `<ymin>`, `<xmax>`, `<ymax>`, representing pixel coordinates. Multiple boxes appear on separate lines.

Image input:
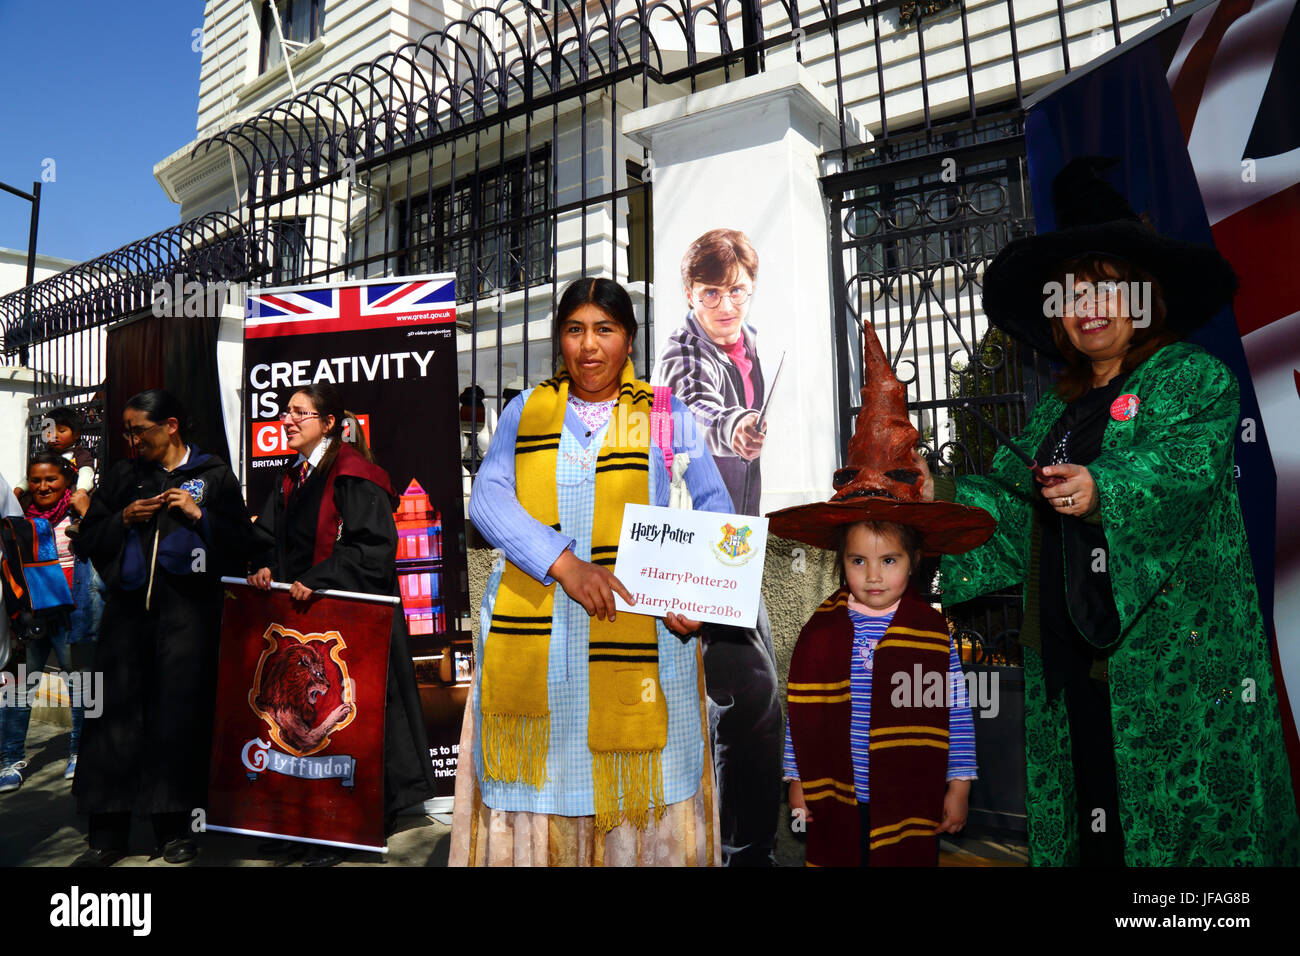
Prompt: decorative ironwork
<box><xmin>0</xmin><ymin>212</ymin><xmax>296</xmax><ymax>353</ymax></box>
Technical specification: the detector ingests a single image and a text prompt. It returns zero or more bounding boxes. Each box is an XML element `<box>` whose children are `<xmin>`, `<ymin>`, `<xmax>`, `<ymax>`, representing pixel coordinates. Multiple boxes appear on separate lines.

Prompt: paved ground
<box><xmin>0</xmin><ymin>719</ymin><xmax>452</xmax><ymax>867</ymax></box>
<box><xmin>3</xmin><ymin>713</ymin><xmax>1025</xmax><ymax>867</ymax></box>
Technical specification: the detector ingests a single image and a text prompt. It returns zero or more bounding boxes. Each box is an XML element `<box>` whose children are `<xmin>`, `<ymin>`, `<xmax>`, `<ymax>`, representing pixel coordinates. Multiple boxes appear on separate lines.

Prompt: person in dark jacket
<box><xmin>71</xmin><ymin>389</ymin><xmax>256</xmax><ymax>866</ymax></box>
<box><xmin>247</xmin><ymin>382</ymin><xmax>437</xmax><ymax>866</ymax></box>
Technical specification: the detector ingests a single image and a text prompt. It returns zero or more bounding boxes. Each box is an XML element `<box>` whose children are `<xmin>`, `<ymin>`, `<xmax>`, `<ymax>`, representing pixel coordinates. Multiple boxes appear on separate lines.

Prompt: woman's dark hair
<box><xmin>1047</xmin><ymin>254</ymin><xmax>1176</xmax><ymax>403</ymax></box>
<box><xmin>290</xmin><ymin>383</ymin><xmax>347</xmax><ymax>475</ymax></box>
<box><xmin>124</xmin><ymin>389</ymin><xmax>190</xmax><ymax>441</ymax></box>
<box><xmin>342</xmin><ymin>410</ymin><xmax>376</xmax><ymax>464</ymax></box>
<box><xmin>552</xmin><ymin>277</ymin><xmax>638</xmax><ymax>358</ymax></box>
<box><xmin>834</xmin><ymin>520</ymin><xmax>924</xmax><ymax>588</ymax></box>
<box><xmin>27</xmin><ymin>450</ymin><xmax>76</xmax><ymax>484</ymax></box>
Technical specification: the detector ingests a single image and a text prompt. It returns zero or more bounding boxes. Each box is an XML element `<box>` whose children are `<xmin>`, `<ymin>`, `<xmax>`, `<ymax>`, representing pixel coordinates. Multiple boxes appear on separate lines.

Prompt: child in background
<box><xmin>782</xmin><ymin>520</ymin><xmax>976</xmax><ymax>866</ymax></box>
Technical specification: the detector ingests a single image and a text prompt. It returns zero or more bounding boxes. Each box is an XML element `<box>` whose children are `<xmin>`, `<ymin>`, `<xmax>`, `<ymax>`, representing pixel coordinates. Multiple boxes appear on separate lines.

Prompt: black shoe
<box><xmin>161</xmin><ymin>838</ymin><xmax>197</xmax><ymax>864</ymax></box>
<box><xmin>302</xmin><ymin>846</ymin><xmax>345</xmax><ymax>867</ymax></box>
<box><xmin>72</xmin><ymin>848</ymin><xmax>125</xmax><ymax>868</ymax></box>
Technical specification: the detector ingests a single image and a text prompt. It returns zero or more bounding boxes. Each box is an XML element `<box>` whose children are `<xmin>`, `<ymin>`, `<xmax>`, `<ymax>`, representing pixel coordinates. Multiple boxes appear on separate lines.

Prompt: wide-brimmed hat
<box><xmin>766</xmin><ymin>323</ymin><xmax>995</xmax><ymax>556</ymax></box>
<box><xmin>980</xmin><ymin>156</ymin><xmax>1238</xmax><ymax>360</ymax></box>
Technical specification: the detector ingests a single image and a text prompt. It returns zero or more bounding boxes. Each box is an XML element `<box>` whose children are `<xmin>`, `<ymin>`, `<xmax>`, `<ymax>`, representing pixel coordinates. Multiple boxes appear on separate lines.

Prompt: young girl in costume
<box><xmin>781</xmin><ymin>519</ymin><xmax>977</xmax><ymax>866</ymax></box>
<box><xmin>766</xmin><ymin>309</ymin><xmax>995</xmax><ymax>867</ymax></box>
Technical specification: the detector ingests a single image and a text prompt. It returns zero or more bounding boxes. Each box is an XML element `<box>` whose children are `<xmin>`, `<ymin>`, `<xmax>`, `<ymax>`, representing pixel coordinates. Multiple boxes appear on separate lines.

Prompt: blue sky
<box><xmin>0</xmin><ymin>1</ymin><xmax>205</xmax><ymax>264</ymax></box>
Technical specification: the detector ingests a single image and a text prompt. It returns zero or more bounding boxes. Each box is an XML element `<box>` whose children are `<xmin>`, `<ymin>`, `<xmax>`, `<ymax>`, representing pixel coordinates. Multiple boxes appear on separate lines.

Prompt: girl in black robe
<box><xmin>72</xmin><ymin>389</ymin><xmax>256</xmax><ymax>866</ymax></box>
<box><xmin>247</xmin><ymin>384</ymin><xmax>437</xmax><ymax>865</ymax></box>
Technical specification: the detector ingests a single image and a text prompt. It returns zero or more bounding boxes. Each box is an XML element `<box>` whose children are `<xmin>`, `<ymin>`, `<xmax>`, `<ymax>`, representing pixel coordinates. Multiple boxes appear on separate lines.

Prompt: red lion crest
<box><xmin>250</xmin><ymin>626</ymin><xmax>354</xmax><ymax>756</ymax></box>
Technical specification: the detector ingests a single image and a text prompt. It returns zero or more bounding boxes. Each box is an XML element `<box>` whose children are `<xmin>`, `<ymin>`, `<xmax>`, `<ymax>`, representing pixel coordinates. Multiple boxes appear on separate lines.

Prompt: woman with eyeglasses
<box><xmin>70</xmin><ymin>389</ymin><xmax>257</xmax><ymax>867</ymax></box>
<box><xmin>246</xmin><ymin>383</ymin><xmax>437</xmax><ymax>866</ymax></box>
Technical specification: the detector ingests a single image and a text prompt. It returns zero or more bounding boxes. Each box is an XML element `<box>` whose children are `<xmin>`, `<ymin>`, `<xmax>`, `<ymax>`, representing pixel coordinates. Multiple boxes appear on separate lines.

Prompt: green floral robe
<box><xmin>940</xmin><ymin>341</ymin><xmax>1300</xmax><ymax>866</ymax></box>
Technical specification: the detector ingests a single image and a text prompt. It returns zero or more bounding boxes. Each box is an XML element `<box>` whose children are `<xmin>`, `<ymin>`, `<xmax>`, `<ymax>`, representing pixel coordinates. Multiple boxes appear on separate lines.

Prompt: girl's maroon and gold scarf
<box><xmin>787</xmin><ymin>587</ymin><xmax>951</xmax><ymax>866</ymax></box>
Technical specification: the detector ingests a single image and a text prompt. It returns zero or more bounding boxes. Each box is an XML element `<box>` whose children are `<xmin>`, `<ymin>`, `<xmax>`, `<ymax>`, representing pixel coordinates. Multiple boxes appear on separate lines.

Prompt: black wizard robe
<box><xmin>72</xmin><ymin>448</ymin><xmax>256</xmax><ymax>817</ymax></box>
<box><xmin>251</xmin><ymin>443</ymin><xmax>438</xmax><ymax>825</ymax></box>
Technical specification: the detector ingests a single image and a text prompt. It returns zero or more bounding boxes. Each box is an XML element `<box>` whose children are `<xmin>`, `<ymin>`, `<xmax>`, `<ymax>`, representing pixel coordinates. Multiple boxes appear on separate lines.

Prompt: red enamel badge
<box><xmin>1111</xmin><ymin>394</ymin><xmax>1140</xmax><ymax>421</ymax></box>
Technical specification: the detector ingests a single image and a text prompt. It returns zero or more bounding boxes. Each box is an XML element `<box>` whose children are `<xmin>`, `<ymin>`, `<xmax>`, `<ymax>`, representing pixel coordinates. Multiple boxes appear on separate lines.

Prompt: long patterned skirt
<box><xmin>449</xmin><ymin>643</ymin><xmax>720</xmax><ymax>866</ymax></box>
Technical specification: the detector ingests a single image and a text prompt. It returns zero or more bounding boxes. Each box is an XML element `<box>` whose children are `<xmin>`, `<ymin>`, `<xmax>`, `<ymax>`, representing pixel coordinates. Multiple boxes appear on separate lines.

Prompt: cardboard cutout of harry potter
<box><xmin>652</xmin><ymin>229</ymin><xmax>782</xmax><ymax>866</ymax></box>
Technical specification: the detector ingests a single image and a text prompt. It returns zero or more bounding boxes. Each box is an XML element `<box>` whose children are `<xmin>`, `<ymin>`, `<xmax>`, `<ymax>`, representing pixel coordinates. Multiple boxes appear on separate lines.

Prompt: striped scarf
<box><xmin>787</xmin><ymin>588</ymin><xmax>950</xmax><ymax>866</ymax></box>
<box><xmin>480</xmin><ymin>359</ymin><xmax>667</xmax><ymax>831</ymax></box>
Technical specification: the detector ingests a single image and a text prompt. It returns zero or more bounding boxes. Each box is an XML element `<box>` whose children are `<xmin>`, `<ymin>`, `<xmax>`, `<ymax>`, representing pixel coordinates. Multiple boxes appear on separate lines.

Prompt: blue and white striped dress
<box><xmin>468</xmin><ymin>388</ymin><xmax>733</xmax><ymax>816</ymax></box>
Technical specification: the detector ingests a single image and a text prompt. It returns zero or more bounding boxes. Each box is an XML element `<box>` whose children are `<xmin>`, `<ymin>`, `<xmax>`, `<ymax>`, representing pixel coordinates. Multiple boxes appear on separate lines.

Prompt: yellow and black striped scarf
<box><xmin>480</xmin><ymin>359</ymin><xmax>668</xmax><ymax>831</ymax></box>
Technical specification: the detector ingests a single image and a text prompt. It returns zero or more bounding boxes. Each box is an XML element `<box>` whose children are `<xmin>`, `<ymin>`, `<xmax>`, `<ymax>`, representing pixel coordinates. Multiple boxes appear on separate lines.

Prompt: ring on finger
<box><xmin>1064</xmin><ymin>495</ymin><xmax>1074</xmax><ymax>507</ymax></box>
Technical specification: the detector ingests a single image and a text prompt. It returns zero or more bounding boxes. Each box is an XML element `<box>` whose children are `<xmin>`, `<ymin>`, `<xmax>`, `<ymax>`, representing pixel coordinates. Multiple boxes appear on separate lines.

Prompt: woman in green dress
<box><xmin>913</xmin><ymin>158</ymin><xmax>1300</xmax><ymax>866</ymax></box>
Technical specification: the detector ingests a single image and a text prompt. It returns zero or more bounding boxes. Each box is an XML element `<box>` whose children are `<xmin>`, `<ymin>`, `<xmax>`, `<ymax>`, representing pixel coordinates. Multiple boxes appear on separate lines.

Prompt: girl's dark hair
<box><xmin>290</xmin><ymin>383</ymin><xmax>347</xmax><ymax>475</ymax></box>
<box><xmin>552</xmin><ymin>277</ymin><xmax>638</xmax><ymax>358</ymax></box>
<box><xmin>124</xmin><ymin>389</ymin><xmax>190</xmax><ymax>441</ymax></box>
<box><xmin>27</xmin><ymin>450</ymin><xmax>76</xmax><ymax>484</ymax></box>
<box><xmin>834</xmin><ymin>520</ymin><xmax>924</xmax><ymax>588</ymax></box>
<box><xmin>1047</xmin><ymin>254</ymin><xmax>1177</xmax><ymax>403</ymax></box>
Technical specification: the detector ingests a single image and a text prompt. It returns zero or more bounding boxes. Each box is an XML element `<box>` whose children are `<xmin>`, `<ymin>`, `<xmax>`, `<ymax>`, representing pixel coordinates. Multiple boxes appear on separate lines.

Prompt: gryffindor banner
<box><xmin>206</xmin><ymin>579</ymin><xmax>396</xmax><ymax>852</ymax></box>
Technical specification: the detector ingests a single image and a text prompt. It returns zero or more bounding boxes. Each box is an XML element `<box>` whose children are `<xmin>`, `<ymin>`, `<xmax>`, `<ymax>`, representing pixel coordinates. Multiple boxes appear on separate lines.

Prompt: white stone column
<box><xmin>623</xmin><ymin>64</ymin><xmax>864</xmax><ymax>513</ymax></box>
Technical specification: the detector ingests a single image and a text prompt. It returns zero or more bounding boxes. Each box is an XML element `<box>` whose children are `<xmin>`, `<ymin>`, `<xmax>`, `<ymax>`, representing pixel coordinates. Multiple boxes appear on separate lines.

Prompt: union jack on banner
<box><xmin>246</xmin><ymin>276</ymin><xmax>456</xmax><ymax>338</ymax></box>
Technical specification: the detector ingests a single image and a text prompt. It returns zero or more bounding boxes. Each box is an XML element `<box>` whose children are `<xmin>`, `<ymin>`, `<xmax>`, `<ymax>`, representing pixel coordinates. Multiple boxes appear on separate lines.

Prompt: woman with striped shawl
<box><xmin>450</xmin><ymin>277</ymin><xmax>734</xmax><ymax>866</ymax></box>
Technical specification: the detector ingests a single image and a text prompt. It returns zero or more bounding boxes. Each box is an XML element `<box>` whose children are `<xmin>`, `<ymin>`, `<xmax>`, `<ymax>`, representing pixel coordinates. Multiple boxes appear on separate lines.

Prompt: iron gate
<box><xmin>823</xmin><ymin>120</ymin><xmax>1057</xmax><ymax>834</ymax></box>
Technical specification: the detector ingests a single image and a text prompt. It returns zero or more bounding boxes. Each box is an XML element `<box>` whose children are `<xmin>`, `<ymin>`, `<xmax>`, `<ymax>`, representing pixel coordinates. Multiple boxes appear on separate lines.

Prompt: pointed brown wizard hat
<box><xmin>765</xmin><ymin>323</ymin><xmax>996</xmax><ymax>556</ymax></box>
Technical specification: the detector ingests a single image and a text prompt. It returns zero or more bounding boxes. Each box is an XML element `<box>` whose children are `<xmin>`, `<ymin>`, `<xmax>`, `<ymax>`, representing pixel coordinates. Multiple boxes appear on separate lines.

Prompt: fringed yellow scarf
<box><xmin>480</xmin><ymin>359</ymin><xmax>667</xmax><ymax>831</ymax></box>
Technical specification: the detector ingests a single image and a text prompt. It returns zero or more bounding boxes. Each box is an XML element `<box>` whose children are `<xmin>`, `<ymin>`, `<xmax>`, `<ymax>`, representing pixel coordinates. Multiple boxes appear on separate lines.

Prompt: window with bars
<box><xmin>849</xmin><ymin>113</ymin><xmax>1027</xmax><ymax>276</ymax></box>
<box><xmin>259</xmin><ymin>0</ymin><xmax>326</xmax><ymax>74</ymax></box>
<box><xmin>401</xmin><ymin>149</ymin><xmax>551</xmax><ymax>304</ymax></box>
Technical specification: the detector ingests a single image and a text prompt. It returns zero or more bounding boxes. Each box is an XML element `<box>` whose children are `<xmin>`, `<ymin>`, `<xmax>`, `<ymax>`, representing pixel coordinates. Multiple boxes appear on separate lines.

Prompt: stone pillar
<box><xmin>623</xmin><ymin>64</ymin><xmax>864</xmax><ymax>513</ymax></box>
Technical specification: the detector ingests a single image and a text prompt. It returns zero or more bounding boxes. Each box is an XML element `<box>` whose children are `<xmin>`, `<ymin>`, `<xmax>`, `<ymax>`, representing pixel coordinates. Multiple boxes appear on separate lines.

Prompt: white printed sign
<box><xmin>612</xmin><ymin>504</ymin><xmax>768</xmax><ymax>628</ymax></box>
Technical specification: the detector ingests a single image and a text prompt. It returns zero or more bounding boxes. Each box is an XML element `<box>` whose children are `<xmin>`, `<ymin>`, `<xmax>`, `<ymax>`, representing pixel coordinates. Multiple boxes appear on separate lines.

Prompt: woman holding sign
<box><xmin>246</xmin><ymin>383</ymin><xmax>437</xmax><ymax>866</ymax></box>
<box><xmin>450</xmin><ymin>277</ymin><xmax>734</xmax><ymax>866</ymax></box>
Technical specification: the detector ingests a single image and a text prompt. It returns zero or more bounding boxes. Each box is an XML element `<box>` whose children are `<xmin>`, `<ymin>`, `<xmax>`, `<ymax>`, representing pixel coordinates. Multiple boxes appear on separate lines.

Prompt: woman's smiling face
<box><xmin>1060</xmin><ymin>260</ymin><xmax>1138</xmax><ymax>362</ymax></box>
<box><xmin>28</xmin><ymin>462</ymin><xmax>69</xmax><ymax>509</ymax></box>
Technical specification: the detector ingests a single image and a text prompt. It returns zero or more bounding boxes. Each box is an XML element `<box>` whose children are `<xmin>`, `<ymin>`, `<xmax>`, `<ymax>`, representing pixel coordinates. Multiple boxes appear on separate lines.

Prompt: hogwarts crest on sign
<box><xmin>714</xmin><ymin>522</ymin><xmax>757</xmax><ymax>567</ymax></box>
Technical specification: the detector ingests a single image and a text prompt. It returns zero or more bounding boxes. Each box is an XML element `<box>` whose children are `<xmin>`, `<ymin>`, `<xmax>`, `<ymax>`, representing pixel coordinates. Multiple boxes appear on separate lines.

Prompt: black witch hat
<box><xmin>979</xmin><ymin>156</ymin><xmax>1238</xmax><ymax>360</ymax></box>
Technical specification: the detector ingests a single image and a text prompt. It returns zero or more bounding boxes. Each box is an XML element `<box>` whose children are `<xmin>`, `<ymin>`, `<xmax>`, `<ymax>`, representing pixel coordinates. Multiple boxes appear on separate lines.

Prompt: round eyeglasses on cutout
<box><xmin>696</xmin><ymin>286</ymin><xmax>751</xmax><ymax>309</ymax></box>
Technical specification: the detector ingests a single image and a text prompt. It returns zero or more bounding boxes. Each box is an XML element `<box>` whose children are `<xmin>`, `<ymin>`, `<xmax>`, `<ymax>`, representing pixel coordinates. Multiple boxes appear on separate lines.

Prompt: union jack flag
<box><xmin>1162</xmin><ymin>0</ymin><xmax>1300</xmax><ymax>739</ymax></box>
<box><xmin>245</xmin><ymin>275</ymin><xmax>456</xmax><ymax>338</ymax></box>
